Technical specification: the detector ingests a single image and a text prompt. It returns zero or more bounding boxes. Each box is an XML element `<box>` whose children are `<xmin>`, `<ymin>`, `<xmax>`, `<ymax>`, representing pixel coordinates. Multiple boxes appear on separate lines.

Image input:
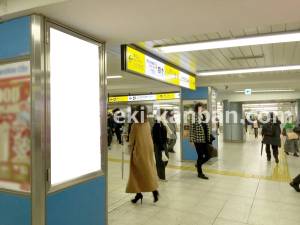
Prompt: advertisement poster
<box><xmin>0</xmin><ymin>61</ymin><xmax>30</xmax><ymax>192</ymax></box>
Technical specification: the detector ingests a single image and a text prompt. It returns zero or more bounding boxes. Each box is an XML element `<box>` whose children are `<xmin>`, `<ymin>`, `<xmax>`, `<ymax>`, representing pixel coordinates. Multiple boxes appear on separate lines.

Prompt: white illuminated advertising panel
<box><xmin>145</xmin><ymin>55</ymin><xmax>165</xmax><ymax>81</ymax></box>
<box><xmin>50</xmin><ymin>28</ymin><xmax>101</xmax><ymax>185</ymax></box>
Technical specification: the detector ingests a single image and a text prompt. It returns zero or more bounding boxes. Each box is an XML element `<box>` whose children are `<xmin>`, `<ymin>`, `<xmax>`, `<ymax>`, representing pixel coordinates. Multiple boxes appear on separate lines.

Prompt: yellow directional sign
<box><xmin>189</xmin><ymin>76</ymin><xmax>196</xmax><ymax>90</ymax></box>
<box><xmin>165</xmin><ymin>65</ymin><xmax>179</xmax><ymax>85</ymax></box>
<box><xmin>156</xmin><ymin>93</ymin><xmax>175</xmax><ymax>100</ymax></box>
<box><xmin>109</xmin><ymin>96</ymin><xmax>128</xmax><ymax>102</ymax></box>
<box><xmin>127</xmin><ymin>47</ymin><xmax>145</xmax><ymax>74</ymax></box>
<box><xmin>122</xmin><ymin>45</ymin><xmax>196</xmax><ymax>90</ymax></box>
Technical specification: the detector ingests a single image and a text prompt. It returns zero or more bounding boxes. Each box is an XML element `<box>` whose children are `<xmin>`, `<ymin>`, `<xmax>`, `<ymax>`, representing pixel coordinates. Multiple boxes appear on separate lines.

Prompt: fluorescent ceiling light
<box><xmin>244</xmin><ymin>103</ymin><xmax>279</xmax><ymax>106</ymax></box>
<box><xmin>197</xmin><ymin>65</ymin><xmax>300</xmax><ymax>76</ymax></box>
<box><xmin>235</xmin><ymin>90</ymin><xmax>295</xmax><ymax>93</ymax></box>
<box><xmin>154</xmin><ymin>30</ymin><xmax>300</xmax><ymax>53</ymax></box>
<box><xmin>153</xmin><ymin>104</ymin><xmax>173</xmax><ymax>107</ymax></box>
<box><xmin>107</xmin><ymin>75</ymin><xmax>123</xmax><ymax>79</ymax></box>
<box><xmin>247</xmin><ymin>107</ymin><xmax>279</xmax><ymax>110</ymax></box>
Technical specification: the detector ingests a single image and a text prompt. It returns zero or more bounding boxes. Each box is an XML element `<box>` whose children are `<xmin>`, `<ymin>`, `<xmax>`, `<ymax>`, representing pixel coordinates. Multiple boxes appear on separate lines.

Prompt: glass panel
<box><xmin>0</xmin><ymin>61</ymin><xmax>31</xmax><ymax>192</ymax></box>
<box><xmin>50</xmin><ymin>28</ymin><xmax>101</xmax><ymax>185</ymax></box>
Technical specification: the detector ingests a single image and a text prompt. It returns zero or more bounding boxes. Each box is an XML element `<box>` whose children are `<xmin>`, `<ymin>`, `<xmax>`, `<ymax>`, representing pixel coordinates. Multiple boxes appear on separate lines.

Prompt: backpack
<box><xmin>262</xmin><ymin>122</ymin><xmax>275</xmax><ymax>136</ymax></box>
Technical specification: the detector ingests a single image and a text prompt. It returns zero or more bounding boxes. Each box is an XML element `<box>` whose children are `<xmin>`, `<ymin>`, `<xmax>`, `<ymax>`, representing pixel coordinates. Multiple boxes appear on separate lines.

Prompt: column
<box><xmin>223</xmin><ymin>101</ymin><xmax>245</xmax><ymax>142</ymax></box>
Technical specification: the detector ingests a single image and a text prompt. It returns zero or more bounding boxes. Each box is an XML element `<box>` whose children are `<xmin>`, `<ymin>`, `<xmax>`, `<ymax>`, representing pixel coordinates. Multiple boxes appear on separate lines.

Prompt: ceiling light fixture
<box><xmin>197</xmin><ymin>65</ymin><xmax>300</xmax><ymax>76</ymax></box>
<box><xmin>230</xmin><ymin>54</ymin><xmax>265</xmax><ymax>60</ymax></box>
<box><xmin>107</xmin><ymin>75</ymin><xmax>123</xmax><ymax>79</ymax></box>
<box><xmin>154</xmin><ymin>30</ymin><xmax>300</xmax><ymax>53</ymax></box>
<box><xmin>235</xmin><ymin>90</ymin><xmax>295</xmax><ymax>93</ymax></box>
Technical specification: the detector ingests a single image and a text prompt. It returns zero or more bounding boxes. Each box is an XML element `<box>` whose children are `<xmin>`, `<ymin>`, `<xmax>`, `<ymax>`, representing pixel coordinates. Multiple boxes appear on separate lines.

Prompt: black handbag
<box><xmin>293</xmin><ymin>127</ymin><xmax>300</xmax><ymax>134</ymax></box>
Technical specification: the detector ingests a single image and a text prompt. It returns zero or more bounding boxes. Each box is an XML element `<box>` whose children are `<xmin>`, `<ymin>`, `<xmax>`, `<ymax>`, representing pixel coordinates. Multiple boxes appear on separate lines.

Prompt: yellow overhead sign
<box><xmin>165</xmin><ymin>65</ymin><xmax>180</xmax><ymax>85</ymax></box>
<box><xmin>189</xmin><ymin>76</ymin><xmax>196</xmax><ymax>90</ymax></box>
<box><xmin>109</xmin><ymin>96</ymin><xmax>128</xmax><ymax>102</ymax></box>
<box><xmin>109</xmin><ymin>92</ymin><xmax>180</xmax><ymax>103</ymax></box>
<box><xmin>123</xmin><ymin>46</ymin><xmax>195</xmax><ymax>90</ymax></box>
<box><xmin>126</xmin><ymin>47</ymin><xmax>145</xmax><ymax>74</ymax></box>
<box><xmin>156</xmin><ymin>93</ymin><xmax>175</xmax><ymax>100</ymax></box>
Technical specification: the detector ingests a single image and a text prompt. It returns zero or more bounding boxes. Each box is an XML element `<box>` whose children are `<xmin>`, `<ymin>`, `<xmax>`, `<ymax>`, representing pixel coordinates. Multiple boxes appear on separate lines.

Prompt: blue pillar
<box><xmin>181</xmin><ymin>87</ymin><xmax>218</xmax><ymax>161</ymax></box>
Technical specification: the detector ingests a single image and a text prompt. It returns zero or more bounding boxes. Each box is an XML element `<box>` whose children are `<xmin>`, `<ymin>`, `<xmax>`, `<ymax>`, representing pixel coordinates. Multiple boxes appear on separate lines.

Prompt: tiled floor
<box><xmin>107</xmin><ymin>132</ymin><xmax>300</xmax><ymax>225</ymax></box>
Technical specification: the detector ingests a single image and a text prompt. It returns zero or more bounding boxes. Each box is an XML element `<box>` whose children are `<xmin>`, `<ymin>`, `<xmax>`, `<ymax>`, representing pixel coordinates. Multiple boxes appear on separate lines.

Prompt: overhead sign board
<box><xmin>245</xmin><ymin>89</ymin><xmax>251</xmax><ymax>95</ymax></box>
<box><xmin>122</xmin><ymin>45</ymin><xmax>196</xmax><ymax>90</ymax></box>
<box><xmin>109</xmin><ymin>92</ymin><xmax>180</xmax><ymax>103</ymax></box>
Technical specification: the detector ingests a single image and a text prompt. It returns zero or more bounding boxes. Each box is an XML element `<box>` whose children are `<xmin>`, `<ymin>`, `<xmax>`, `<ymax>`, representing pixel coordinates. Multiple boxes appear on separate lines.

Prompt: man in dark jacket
<box><xmin>113</xmin><ymin>108</ymin><xmax>123</xmax><ymax>144</ymax></box>
<box><xmin>261</xmin><ymin>112</ymin><xmax>281</xmax><ymax>163</ymax></box>
<box><xmin>107</xmin><ymin>112</ymin><xmax>114</xmax><ymax>149</ymax></box>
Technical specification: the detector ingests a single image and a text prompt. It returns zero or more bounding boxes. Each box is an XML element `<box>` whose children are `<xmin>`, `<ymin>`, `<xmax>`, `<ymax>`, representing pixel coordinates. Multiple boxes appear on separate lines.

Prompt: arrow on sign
<box><xmin>246</xmin><ymin>90</ymin><xmax>251</xmax><ymax>93</ymax></box>
<box><xmin>129</xmin><ymin>55</ymin><xmax>133</xmax><ymax>63</ymax></box>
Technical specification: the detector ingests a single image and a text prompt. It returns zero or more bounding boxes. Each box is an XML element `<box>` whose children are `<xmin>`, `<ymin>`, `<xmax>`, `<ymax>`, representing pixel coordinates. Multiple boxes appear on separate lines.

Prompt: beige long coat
<box><xmin>125</xmin><ymin>122</ymin><xmax>159</xmax><ymax>193</ymax></box>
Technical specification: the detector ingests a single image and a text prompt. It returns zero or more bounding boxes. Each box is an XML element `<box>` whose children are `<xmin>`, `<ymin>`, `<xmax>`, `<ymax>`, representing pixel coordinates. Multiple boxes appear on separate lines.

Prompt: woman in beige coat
<box><xmin>125</xmin><ymin>105</ymin><xmax>159</xmax><ymax>204</ymax></box>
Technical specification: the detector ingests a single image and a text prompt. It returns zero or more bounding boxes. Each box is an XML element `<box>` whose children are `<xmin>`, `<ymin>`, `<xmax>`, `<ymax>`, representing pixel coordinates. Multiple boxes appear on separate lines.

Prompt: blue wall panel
<box><xmin>47</xmin><ymin>176</ymin><xmax>106</xmax><ymax>225</ymax></box>
<box><xmin>182</xmin><ymin>87</ymin><xmax>208</xmax><ymax>99</ymax></box>
<box><xmin>182</xmin><ymin>139</ymin><xmax>198</xmax><ymax>160</ymax></box>
<box><xmin>0</xmin><ymin>16</ymin><xmax>31</xmax><ymax>60</ymax></box>
<box><xmin>0</xmin><ymin>193</ymin><xmax>31</xmax><ymax>225</ymax></box>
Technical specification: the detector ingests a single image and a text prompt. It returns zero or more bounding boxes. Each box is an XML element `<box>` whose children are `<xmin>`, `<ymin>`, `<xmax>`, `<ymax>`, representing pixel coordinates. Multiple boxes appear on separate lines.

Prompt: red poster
<box><xmin>0</xmin><ymin>62</ymin><xmax>30</xmax><ymax>192</ymax></box>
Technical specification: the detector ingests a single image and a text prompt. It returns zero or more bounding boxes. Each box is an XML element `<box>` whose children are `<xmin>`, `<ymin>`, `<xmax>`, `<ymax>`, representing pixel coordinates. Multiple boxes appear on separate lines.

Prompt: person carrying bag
<box><xmin>261</xmin><ymin>112</ymin><xmax>281</xmax><ymax>163</ymax></box>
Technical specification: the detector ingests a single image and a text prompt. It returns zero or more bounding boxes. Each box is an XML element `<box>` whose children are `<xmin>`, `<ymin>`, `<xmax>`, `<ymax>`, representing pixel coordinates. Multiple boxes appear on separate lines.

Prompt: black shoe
<box><xmin>195</xmin><ymin>164</ymin><xmax>198</xmax><ymax>168</ymax></box>
<box><xmin>131</xmin><ymin>193</ymin><xmax>143</xmax><ymax>204</ymax></box>
<box><xmin>275</xmin><ymin>158</ymin><xmax>279</xmax><ymax>164</ymax></box>
<box><xmin>169</xmin><ymin>150</ymin><xmax>175</xmax><ymax>153</ymax></box>
<box><xmin>285</xmin><ymin>152</ymin><xmax>290</xmax><ymax>155</ymax></box>
<box><xmin>267</xmin><ymin>158</ymin><xmax>271</xmax><ymax>161</ymax></box>
<box><xmin>290</xmin><ymin>182</ymin><xmax>300</xmax><ymax>192</ymax></box>
<box><xmin>198</xmin><ymin>174</ymin><xmax>209</xmax><ymax>180</ymax></box>
<box><xmin>152</xmin><ymin>190</ymin><xmax>159</xmax><ymax>203</ymax></box>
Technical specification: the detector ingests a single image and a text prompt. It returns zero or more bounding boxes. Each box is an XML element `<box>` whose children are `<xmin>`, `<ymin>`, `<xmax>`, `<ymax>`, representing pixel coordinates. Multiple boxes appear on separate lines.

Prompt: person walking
<box><xmin>113</xmin><ymin>108</ymin><xmax>123</xmax><ymax>145</ymax></box>
<box><xmin>252</xmin><ymin>116</ymin><xmax>260</xmax><ymax>138</ymax></box>
<box><xmin>147</xmin><ymin>112</ymin><xmax>155</xmax><ymax>132</ymax></box>
<box><xmin>166</xmin><ymin>110</ymin><xmax>178</xmax><ymax>153</ymax></box>
<box><xmin>189</xmin><ymin>102</ymin><xmax>211</xmax><ymax>180</ymax></box>
<box><xmin>153</xmin><ymin>109</ymin><xmax>171</xmax><ymax>181</ymax></box>
<box><xmin>290</xmin><ymin>174</ymin><xmax>300</xmax><ymax>192</ymax></box>
<box><xmin>125</xmin><ymin>105</ymin><xmax>159</xmax><ymax>203</ymax></box>
<box><xmin>284</xmin><ymin>116</ymin><xmax>299</xmax><ymax>157</ymax></box>
<box><xmin>107</xmin><ymin>112</ymin><xmax>114</xmax><ymax>149</ymax></box>
<box><xmin>262</xmin><ymin>112</ymin><xmax>281</xmax><ymax>163</ymax></box>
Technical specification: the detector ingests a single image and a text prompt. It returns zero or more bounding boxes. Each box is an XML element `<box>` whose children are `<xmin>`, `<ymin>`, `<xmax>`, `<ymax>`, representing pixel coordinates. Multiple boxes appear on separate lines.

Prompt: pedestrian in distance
<box><xmin>166</xmin><ymin>110</ymin><xmax>178</xmax><ymax>153</ymax></box>
<box><xmin>252</xmin><ymin>116</ymin><xmax>260</xmax><ymax>138</ymax></box>
<box><xmin>153</xmin><ymin>108</ymin><xmax>172</xmax><ymax>182</ymax></box>
<box><xmin>125</xmin><ymin>105</ymin><xmax>159</xmax><ymax>204</ymax></box>
<box><xmin>284</xmin><ymin>115</ymin><xmax>299</xmax><ymax>157</ymax></box>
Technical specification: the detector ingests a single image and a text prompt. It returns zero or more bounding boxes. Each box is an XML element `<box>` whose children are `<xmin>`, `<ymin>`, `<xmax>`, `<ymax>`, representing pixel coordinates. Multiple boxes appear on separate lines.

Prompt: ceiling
<box><xmin>3</xmin><ymin>0</ymin><xmax>300</xmax><ymax>95</ymax></box>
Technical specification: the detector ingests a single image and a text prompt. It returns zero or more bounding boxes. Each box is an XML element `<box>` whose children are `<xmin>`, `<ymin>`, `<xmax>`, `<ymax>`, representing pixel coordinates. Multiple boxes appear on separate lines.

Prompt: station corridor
<box><xmin>108</xmin><ymin>133</ymin><xmax>300</xmax><ymax>225</ymax></box>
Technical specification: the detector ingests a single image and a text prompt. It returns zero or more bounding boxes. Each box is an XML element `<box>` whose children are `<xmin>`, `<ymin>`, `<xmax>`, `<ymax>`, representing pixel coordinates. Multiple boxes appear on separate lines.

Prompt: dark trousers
<box><xmin>167</xmin><ymin>139</ymin><xmax>176</xmax><ymax>151</ymax></box>
<box><xmin>293</xmin><ymin>174</ymin><xmax>300</xmax><ymax>185</ymax></box>
<box><xmin>266</xmin><ymin>144</ymin><xmax>279</xmax><ymax>160</ymax></box>
<box><xmin>108</xmin><ymin>129</ymin><xmax>113</xmax><ymax>146</ymax></box>
<box><xmin>154</xmin><ymin>143</ymin><xmax>169</xmax><ymax>180</ymax></box>
<box><xmin>195</xmin><ymin>143</ymin><xmax>210</xmax><ymax>175</ymax></box>
<box><xmin>115</xmin><ymin>128</ymin><xmax>122</xmax><ymax>144</ymax></box>
<box><xmin>254</xmin><ymin>128</ymin><xmax>258</xmax><ymax>137</ymax></box>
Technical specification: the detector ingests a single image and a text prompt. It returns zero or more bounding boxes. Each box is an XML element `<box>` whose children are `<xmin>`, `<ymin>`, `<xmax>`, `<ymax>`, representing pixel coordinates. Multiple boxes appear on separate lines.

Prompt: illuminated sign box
<box><xmin>121</xmin><ymin>45</ymin><xmax>196</xmax><ymax>90</ymax></box>
<box><xmin>109</xmin><ymin>92</ymin><xmax>180</xmax><ymax>103</ymax></box>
